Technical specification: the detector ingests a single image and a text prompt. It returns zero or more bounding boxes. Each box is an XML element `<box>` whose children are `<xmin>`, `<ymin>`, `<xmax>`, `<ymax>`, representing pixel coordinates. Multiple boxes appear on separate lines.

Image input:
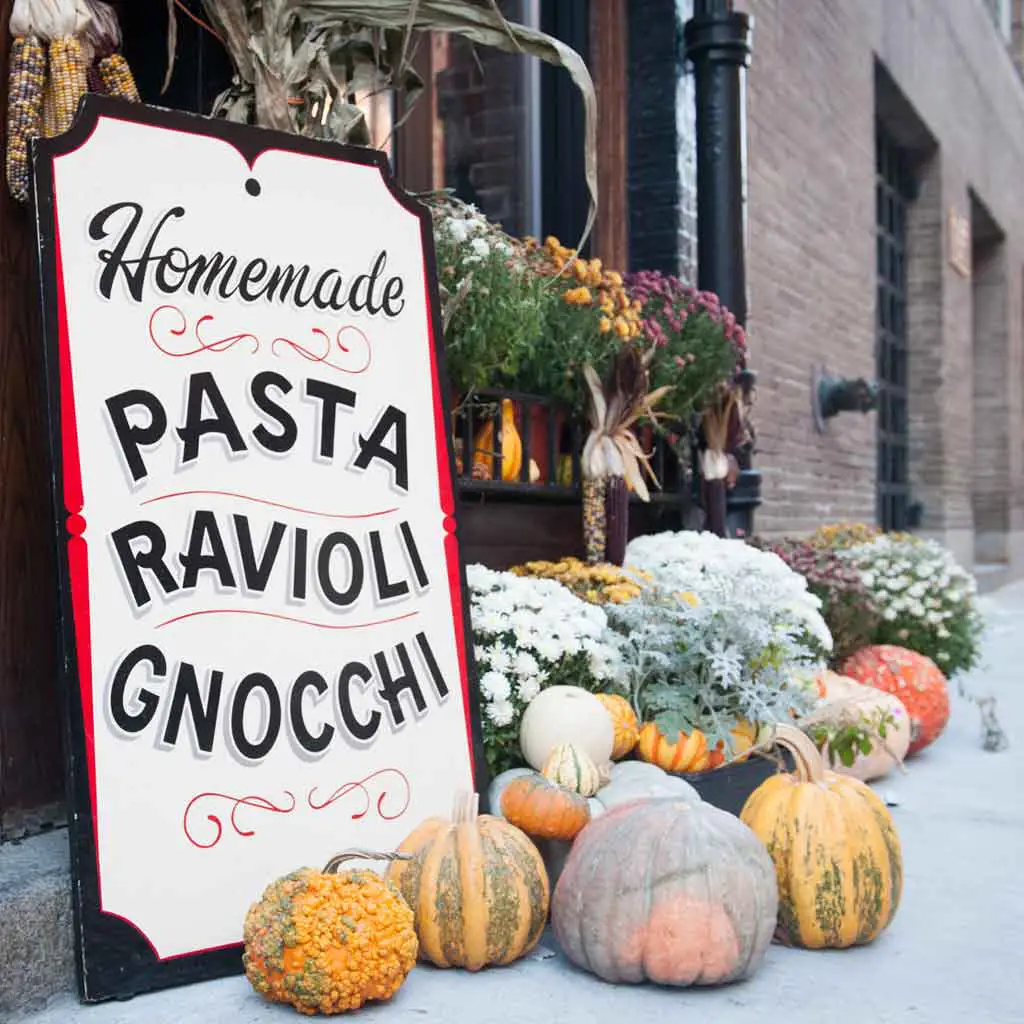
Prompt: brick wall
<box><xmin>734</xmin><ymin>0</ymin><xmax>1024</xmax><ymax>576</ymax></box>
<box><xmin>436</xmin><ymin>34</ymin><xmax>532</xmax><ymax>235</ymax></box>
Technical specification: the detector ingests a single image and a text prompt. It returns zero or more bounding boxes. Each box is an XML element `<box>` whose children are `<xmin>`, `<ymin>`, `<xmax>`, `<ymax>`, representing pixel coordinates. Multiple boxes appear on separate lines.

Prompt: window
<box><xmin>875</xmin><ymin>124</ymin><xmax>913</xmax><ymax>532</ymax></box>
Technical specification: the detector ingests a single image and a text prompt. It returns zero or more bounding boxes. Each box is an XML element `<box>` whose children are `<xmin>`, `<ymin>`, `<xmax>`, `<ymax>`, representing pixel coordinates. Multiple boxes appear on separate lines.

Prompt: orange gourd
<box><xmin>500</xmin><ymin>773</ymin><xmax>591</xmax><ymax>840</ymax></box>
<box><xmin>595</xmin><ymin>694</ymin><xmax>640</xmax><ymax>759</ymax></box>
<box><xmin>637</xmin><ymin>722</ymin><xmax>710</xmax><ymax>772</ymax></box>
<box><xmin>472</xmin><ymin>400</ymin><xmax>523</xmax><ymax>481</ymax></box>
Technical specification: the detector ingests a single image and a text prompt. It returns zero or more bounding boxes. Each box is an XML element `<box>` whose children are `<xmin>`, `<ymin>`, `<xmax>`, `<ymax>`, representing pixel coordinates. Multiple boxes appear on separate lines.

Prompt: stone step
<box><xmin>0</xmin><ymin>829</ymin><xmax>75</xmax><ymax>1018</ymax></box>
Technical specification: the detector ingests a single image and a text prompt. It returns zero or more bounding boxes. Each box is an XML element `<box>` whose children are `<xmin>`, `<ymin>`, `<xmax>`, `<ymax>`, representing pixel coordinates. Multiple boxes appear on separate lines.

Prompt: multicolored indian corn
<box><xmin>5</xmin><ymin>34</ymin><xmax>45</xmax><ymax>203</ymax></box>
<box><xmin>98</xmin><ymin>53</ymin><xmax>140</xmax><ymax>102</ymax></box>
<box><xmin>43</xmin><ymin>36</ymin><xmax>88</xmax><ymax>138</ymax></box>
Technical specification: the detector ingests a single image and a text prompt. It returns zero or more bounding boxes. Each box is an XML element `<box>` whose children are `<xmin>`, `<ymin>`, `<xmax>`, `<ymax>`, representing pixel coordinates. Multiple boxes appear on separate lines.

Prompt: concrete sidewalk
<box><xmin>14</xmin><ymin>582</ymin><xmax>1024</xmax><ymax>1024</ymax></box>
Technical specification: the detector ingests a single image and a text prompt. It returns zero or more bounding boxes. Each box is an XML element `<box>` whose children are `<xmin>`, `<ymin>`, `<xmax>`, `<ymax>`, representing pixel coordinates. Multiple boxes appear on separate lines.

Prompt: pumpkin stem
<box><xmin>451</xmin><ymin>790</ymin><xmax>480</xmax><ymax>825</ymax></box>
<box><xmin>322</xmin><ymin>849</ymin><xmax>414</xmax><ymax>874</ymax></box>
<box><xmin>767</xmin><ymin>724</ymin><xmax>827</xmax><ymax>784</ymax></box>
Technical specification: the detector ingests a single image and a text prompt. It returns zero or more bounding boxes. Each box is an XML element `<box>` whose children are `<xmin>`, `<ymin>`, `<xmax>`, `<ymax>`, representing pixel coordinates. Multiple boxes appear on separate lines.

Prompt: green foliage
<box><xmin>430</xmin><ymin>202</ymin><xmax>551</xmax><ymax>400</ymax></box>
<box><xmin>805</xmin><ymin>708</ymin><xmax>897</xmax><ymax>769</ymax></box>
<box><xmin>603</xmin><ymin>586</ymin><xmax>817</xmax><ymax>752</ymax></box>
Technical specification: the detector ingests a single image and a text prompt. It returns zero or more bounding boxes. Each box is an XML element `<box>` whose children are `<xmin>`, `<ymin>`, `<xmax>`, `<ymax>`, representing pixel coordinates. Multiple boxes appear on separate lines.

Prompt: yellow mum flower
<box><xmin>564</xmin><ymin>286</ymin><xmax>593</xmax><ymax>306</ymax></box>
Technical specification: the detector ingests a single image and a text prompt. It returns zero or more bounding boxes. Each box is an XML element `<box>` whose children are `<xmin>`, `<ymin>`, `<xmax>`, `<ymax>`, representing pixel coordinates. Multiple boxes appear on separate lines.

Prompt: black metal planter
<box><xmin>676</xmin><ymin>746</ymin><xmax>794</xmax><ymax>817</ymax></box>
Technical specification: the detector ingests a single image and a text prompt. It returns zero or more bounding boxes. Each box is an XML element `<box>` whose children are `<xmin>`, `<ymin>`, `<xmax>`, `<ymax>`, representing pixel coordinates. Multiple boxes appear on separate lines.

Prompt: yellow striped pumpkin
<box><xmin>595</xmin><ymin>694</ymin><xmax>640</xmax><ymax>759</ymax></box>
<box><xmin>637</xmin><ymin>722</ymin><xmax>711</xmax><ymax>772</ymax></box>
<box><xmin>385</xmin><ymin>792</ymin><xmax>550</xmax><ymax>970</ymax></box>
<box><xmin>740</xmin><ymin>725</ymin><xmax>903</xmax><ymax>949</ymax></box>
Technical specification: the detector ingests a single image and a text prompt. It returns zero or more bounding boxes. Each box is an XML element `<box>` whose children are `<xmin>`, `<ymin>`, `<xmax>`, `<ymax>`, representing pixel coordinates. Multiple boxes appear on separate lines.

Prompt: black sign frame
<box><xmin>31</xmin><ymin>94</ymin><xmax>487</xmax><ymax>1004</ymax></box>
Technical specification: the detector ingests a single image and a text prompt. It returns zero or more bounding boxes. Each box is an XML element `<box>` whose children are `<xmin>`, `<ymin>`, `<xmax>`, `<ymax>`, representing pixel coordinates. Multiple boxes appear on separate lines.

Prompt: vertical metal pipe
<box><xmin>684</xmin><ymin>0</ymin><xmax>759</xmax><ymax>537</ymax></box>
<box><xmin>684</xmin><ymin>1</ymin><xmax>750</xmax><ymax>321</ymax></box>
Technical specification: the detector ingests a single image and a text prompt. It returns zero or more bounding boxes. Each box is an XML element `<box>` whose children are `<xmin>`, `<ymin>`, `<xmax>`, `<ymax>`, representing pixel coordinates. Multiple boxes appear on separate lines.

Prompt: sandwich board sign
<box><xmin>31</xmin><ymin>95</ymin><xmax>485</xmax><ymax>1002</ymax></box>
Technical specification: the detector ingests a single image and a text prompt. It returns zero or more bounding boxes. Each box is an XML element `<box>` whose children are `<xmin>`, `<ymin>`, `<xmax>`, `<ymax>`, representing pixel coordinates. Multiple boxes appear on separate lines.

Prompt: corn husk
<box><xmin>699</xmin><ymin>387</ymin><xmax>738</xmax><ymax>482</ymax></box>
<box><xmin>581</xmin><ymin>346</ymin><xmax>672</xmax><ymax>503</ymax></box>
<box><xmin>172</xmin><ymin>0</ymin><xmax>597</xmax><ymax>247</ymax></box>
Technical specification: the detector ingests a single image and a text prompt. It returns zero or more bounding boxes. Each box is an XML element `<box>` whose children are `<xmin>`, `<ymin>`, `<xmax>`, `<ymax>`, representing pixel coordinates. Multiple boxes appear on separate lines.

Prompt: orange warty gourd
<box><xmin>740</xmin><ymin>725</ymin><xmax>903</xmax><ymax>949</ymax></box>
<box><xmin>595</xmin><ymin>694</ymin><xmax>640</xmax><ymax>759</ymax></box>
<box><xmin>243</xmin><ymin>850</ymin><xmax>418</xmax><ymax>1015</ymax></box>
<box><xmin>500</xmin><ymin>773</ymin><xmax>591</xmax><ymax>840</ymax></box>
<box><xmin>842</xmin><ymin>645</ymin><xmax>950</xmax><ymax>756</ymax></box>
<box><xmin>552</xmin><ymin>797</ymin><xmax>778</xmax><ymax>985</ymax></box>
<box><xmin>385</xmin><ymin>792</ymin><xmax>550</xmax><ymax>971</ymax></box>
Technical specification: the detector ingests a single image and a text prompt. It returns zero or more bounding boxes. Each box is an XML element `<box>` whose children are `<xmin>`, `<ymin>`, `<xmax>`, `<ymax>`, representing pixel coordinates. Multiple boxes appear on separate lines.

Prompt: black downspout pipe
<box><xmin>683</xmin><ymin>0</ymin><xmax>762</xmax><ymax>539</ymax></box>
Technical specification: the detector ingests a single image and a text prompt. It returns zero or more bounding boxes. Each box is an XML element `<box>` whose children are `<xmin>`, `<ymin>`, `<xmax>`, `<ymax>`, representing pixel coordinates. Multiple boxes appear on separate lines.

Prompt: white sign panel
<box><xmin>33</xmin><ymin>96</ymin><xmax>483</xmax><ymax>1002</ymax></box>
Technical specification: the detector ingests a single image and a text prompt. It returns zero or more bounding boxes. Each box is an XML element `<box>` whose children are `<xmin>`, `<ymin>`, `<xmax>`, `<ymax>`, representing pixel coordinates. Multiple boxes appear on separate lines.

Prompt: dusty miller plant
<box><xmin>603</xmin><ymin>587</ymin><xmax>820</xmax><ymax>755</ymax></box>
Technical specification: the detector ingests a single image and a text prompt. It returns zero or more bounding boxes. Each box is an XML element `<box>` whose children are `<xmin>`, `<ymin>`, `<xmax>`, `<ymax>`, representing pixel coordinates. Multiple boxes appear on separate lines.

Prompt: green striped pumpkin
<box><xmin>740</xmin><ymin>725</ymin><xmax>903</xmax><ymax>948</ymax></box>
<box><xmin>541</xmin><ymin>742</ymin><xmax>603</xmax><ymax>796</ymax></box>
<box><xmin>385</xmin><ymin>792</ymin><xmax>550</xmax><ymax>970</ymax></box>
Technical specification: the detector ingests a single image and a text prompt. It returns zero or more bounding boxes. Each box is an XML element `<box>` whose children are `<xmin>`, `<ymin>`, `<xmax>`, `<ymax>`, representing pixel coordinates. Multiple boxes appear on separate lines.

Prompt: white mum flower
<box><xmin>479</xmin><ymin>670</ymin><xmax>511</xmax><ymax>702</ymax></box>
<box><xmin>485</xmin><ymin>646</ymin><xmax>512</xmax><ymax>674</ymax></box>
<box><xmin>512</xmin><ymin>650</ymin><xmax>540</xmax><ymax>679</ymax></box>
<box><xmin>487</xmin><ymin>698</ymin><xmax>516</xmax><ymax>727</ymax></box>
<box><xmin>517</xmin><ymin>675</ymin><xmax>541</xmax><ymax>703</ymax></box>
<box><xmin>446</xmin><ymin>218</ymin><xmax>470</xmax><ymax>243</ymax></box>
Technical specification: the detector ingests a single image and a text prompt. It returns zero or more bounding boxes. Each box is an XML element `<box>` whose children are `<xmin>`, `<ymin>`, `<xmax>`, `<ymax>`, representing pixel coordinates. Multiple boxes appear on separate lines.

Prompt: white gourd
<box><xmin>519</xmin><ymin>686</ymin><xmax>615</xmax><ymax>770</ymax></box>
<box><xmin>812</xmin><ymin>671</ymin><xmax>911</xmax><ymax>782</ymax></box>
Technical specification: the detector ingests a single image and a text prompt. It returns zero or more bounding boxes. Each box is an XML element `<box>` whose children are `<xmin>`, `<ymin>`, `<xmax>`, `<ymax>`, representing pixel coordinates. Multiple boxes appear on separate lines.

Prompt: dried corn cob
<box><xmin>582</xmin><ymin>476</ymin><xmax>608</xmax><ymax>565</ymax></box>
<box><xmin>44</xmin><ymin>35</ymin><xmax>88</xmax><ymax>137</ymax></box>
<box><xmin>97</xmin><ymin>53</ymin><xmax>138</xmax><ymax>101</ymax></box>
<box><xmin>5</xmin><ymin>34</ymin><xmax>46</xmax><ymax>203</ymax></box>
<box><xmin>604</xmin><ymin>476</ymin><xmax>629</xmax><ymax>566</ymax></box>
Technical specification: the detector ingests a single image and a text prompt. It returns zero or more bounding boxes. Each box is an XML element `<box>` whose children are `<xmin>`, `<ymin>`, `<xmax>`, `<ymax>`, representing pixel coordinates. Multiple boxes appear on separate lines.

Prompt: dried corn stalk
<box><xmin>176</xmin><ymin>0</ymin><xmax>597</xmax><ymax>246</ymax></box>
<box><xmin>581</xmin><ymin>347</ymin><xmax>672</xmax><ymax>563</ymax></box>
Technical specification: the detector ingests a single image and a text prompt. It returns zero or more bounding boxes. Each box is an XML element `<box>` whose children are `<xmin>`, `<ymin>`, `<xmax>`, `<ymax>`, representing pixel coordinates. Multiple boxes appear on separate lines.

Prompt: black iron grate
<box><xmin>875</xmin><ymin>126</ymin><xmax>912</xmax><ymax>532</ymax></box>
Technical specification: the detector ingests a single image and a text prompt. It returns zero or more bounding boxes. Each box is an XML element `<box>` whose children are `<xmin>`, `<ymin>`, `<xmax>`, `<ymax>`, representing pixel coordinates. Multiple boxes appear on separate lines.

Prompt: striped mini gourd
<box><xmin>5</xmin><ymin>34</ymin><xmax>45</xmax><ymax>203</ymax></box>
<box><xmin>44</xmin><ymin>36</ymin><xmax>88</xmax><ymax>138</ymax></box>
<box><xmin>98</xmin><ymin>53</ymin><xmax>140</xmax><ymax>103</ymax></box>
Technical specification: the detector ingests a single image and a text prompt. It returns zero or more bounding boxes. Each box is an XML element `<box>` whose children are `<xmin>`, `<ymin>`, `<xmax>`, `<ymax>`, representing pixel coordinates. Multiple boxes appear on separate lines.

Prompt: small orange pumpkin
<box><xmin>500</xmin><ymin>773</ymin><xmax>591</xmax><ymax>840</ymax></box>
<box><xmin>638</xmin><ymin>722</ymin><xmax>710</xmax><ymax>772</ymax></box>
<box><xmin>595</xmin><ymin>694</ymin><xmax>640</xmax><ymax>760</ymax></box>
